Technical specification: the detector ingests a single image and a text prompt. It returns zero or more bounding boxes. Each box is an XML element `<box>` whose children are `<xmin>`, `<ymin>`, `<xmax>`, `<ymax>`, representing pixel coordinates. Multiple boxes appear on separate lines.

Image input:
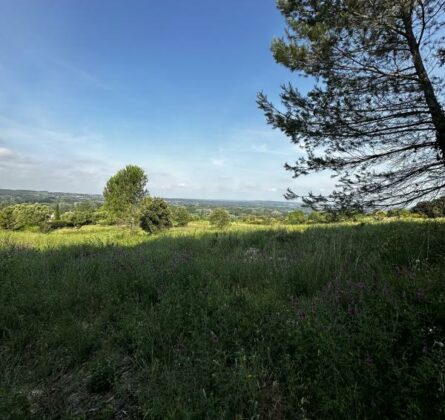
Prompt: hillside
<box><xmin>1</xmin><ymin>221</ymin><xmax>444</xmax><ymax>417</ymax></box>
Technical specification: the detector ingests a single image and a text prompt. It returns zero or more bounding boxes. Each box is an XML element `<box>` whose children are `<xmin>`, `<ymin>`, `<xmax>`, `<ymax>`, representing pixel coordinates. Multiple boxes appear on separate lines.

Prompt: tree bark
<box><xmin>403</xmin><ymin>11</ymin><xmax>445</xmax><ymax>161</ymax></box>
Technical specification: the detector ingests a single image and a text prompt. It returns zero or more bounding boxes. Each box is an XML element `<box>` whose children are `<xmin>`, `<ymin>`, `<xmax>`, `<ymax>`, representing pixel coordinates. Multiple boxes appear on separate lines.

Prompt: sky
<box><xmin>0</xmin><ymin>0</ymin><xmax>335</xmax><ymax>201</ymax></box>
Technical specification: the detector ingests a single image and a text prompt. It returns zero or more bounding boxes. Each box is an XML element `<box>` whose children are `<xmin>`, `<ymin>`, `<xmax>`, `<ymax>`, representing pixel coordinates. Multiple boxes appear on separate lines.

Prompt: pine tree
<box><xmin>54</xmin><ymin>203</ymin><xmax>61</xmax><ymax>221</ymax></box>
<box><xmin>258</xmin><ymin>0</ymin><xmax>445</xmax><ymax>210</ymax></box>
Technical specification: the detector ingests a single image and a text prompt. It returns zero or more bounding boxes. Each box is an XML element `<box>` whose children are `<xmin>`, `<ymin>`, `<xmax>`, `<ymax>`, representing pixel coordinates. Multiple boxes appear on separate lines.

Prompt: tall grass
<box><xmin>1</xmin><ymin>220</ymin><xmax>444</xmax><ymax>418</ymax></box>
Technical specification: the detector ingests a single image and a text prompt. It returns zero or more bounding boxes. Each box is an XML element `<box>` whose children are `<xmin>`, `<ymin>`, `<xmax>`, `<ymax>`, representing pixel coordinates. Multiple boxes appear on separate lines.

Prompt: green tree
<box><xmin>103</xmin><ymin>165</ymin><xmax>148</xmax><ymax>224</ymax></box>
<box><xmin>287</xmin><ymin>210</ymin><xmax>306</xmax><ymax>224</ymax></box>
<box><xmin>209</xmin><ymin>208</ymin><xmax>230</xmax><ymax>229</ymax></box>
<box><xmin>172</xmin><ymin>206</ymin><xmax>191</xmax><ymax>227</ymax></box>
<box><xmin>139</xmin><ymin>197</ymin><xmax>173</xmax><ymax>234</ymax></box>
<box><xmin>54</xmin><ymin>203</ymin><xmax>61</xmax><ymax>221</ymax></box>
<box><xmin>258</xmin><ymin>0</ymin><xmax>445</xmax><ymax>210</ymax></box>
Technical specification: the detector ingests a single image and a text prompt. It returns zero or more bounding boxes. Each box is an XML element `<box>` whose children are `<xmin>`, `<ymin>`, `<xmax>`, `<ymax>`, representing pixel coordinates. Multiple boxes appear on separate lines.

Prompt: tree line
<box><xmin>0</xmin><ymin>166</ymin><xmax>232</xmax><ymax>232</ymax></box>
<box><xmin>0</xmin><ymin>165</ymin><xmax>443</xmax><ymax>233</ymax></box>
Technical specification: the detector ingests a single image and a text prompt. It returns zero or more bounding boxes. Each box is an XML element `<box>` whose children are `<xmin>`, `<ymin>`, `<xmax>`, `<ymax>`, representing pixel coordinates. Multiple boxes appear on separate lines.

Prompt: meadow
<box><xmin>1</xmin><ymin>220</ymin><xmax>445</xmax><ymax>418</ymax></box>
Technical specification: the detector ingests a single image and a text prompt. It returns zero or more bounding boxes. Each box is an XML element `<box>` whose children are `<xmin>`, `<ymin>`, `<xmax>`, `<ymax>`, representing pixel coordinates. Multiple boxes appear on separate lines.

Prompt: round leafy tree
<box><xmin>139</xmin><ymin>197</ymin><xmax>173</xmax><ymax>234</ymax></box>
<box><xmin>103</xmin><ymin>165</ymin><xmax>148</xmax><ymax>224</ymax></box>
<box><xmin>209</xmin><ymin>208</ymin><xmax>230</xmax><ymax>229</ymax></box>
<box><xmin>172</xmin><ymin>206</ymin><xmax>191</xmax><ymax>227</ymax></box>
<box><xmin>287</xmin><ymin>210</ymin><xmax>306</xmax><ymax>225</ymax></box>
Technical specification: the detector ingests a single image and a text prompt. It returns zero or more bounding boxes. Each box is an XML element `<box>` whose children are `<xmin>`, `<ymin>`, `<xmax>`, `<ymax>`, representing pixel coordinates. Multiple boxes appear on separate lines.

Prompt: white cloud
<box><xmin>0</xmin><ymin>117</ymin><xmax>120</xmax><ymax>193</ymax></box>
<box><xmin>0</xmin><ymin>147</ymin><xmax>15</xmax><ymax>158</ymax></box>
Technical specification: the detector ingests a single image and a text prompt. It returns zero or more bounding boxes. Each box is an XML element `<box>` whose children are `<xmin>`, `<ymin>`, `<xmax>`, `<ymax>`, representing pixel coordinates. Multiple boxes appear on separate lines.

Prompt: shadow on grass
<box><xmin>1</xmin><ymin>221</ymin><xmax>445</xmax><ymax>418</ymax></box>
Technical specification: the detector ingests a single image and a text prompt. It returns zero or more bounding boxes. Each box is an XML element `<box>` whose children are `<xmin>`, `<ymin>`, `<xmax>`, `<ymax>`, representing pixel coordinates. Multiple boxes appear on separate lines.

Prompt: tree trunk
<box><xmin>403</xmin><ymin>12</ymin><xmax>445</xmax><ymax>162</ymax></box>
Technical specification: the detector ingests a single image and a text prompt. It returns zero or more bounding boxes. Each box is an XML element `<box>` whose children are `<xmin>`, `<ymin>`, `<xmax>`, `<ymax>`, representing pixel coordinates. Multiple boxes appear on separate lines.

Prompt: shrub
<box><xmin>0</xmin><ymin>204</ymin><xmax>52</xmax><ymax>230</ymax></box>
<box><xmin>387</xmin><ymin>208</ymin><xmax>413</xmax><ymax>218</ymax></box>
<box><xmin>0</xmin><ymin>206</ymin><xmax>15</xmax><ymax>230</ymax></box>
<box><xmin>372</xmin><ymin>210</ymin><xmax>387</xmax><ymax>221</ymax></box>
<box><xmin>307</xmin><ymin>211</ymin><xmax>329</xmax><ymax>224</ymax></box>
<box><xmin>287</xmin><ymin>210</ymin><xmax>306</xmax><ymax>224</ymax></box>
<box><xmin>93</xmin><ymin>208</ymin><xmax>113</xmax><ymax>225</ymax></box>
<box><xmin>59</xmin><ymin>202</ymin><xmax>97</xmax><ymax>227</ymax></box>
<box><xmin>209</xmin><ymin>208</ymin><xmax>230</xmax><ymax>229</ymax></box>
<box><xmin>139</xmin><ymin>197</ymin><xmax>173</xmax><ymax>234</ymax></box>
<box><xmin>171</xmin><ymin>206</ymin><xmax>191</xmax><ymax>227</ymax></box>
<box><xmin>46</xmin><ymin>220</ymin><xmax>73</xmax><ymax>231</ymax></box>
<box><xmin>412</xmin><ymin>197</ymin><xmax>445</xmax><ymax>218</ymax></box>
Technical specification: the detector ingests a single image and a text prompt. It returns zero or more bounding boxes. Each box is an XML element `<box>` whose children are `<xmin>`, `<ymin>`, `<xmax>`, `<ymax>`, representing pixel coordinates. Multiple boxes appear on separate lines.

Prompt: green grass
<box><xmin>1</xmin><ymin>220</ymin><xmax>445</xmax><ymax>418</ymax></box>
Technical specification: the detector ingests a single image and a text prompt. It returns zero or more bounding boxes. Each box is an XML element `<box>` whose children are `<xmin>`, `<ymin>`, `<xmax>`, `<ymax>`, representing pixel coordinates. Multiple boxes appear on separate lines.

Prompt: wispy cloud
<box><xmin>0</xmin><ymin>117</ymin><xmax>119</xmax><ymax>193</ymax></box>
<box><xmin>49</xmin><ymin>57</ymin><xmax>110</xmax><ymax>90</ymax></box>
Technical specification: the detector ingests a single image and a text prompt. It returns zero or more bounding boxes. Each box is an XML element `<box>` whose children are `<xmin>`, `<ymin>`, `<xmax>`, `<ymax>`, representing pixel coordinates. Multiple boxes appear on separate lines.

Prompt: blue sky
<box><xmin>0</xmin><ymin>0</ymin><xmax>334</xmax><ymax>200</ymax></box>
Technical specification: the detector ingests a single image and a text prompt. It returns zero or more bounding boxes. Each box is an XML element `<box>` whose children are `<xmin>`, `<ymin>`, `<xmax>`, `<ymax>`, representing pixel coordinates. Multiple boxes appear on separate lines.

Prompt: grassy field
<box><xmin>1</xmin><ymin>220</ymin><xmax>445</xmax><ymax>418</ymax></box>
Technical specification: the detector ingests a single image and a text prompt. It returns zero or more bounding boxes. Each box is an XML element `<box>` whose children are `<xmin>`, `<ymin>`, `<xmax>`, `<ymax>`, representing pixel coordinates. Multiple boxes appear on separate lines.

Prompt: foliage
<box><xmin>209</xmin><ymin>208</ymin><xmax>231</xmax><ymax>228</ymax></box>
<box><xmin>307</xmin><ymin>211</ymin><xmax>329</xmax><ymax>224</ymax></box>
<box><xmin>258</xmin><ymin>0</ymin><xmax>445</xmax><ymax>210</ymax></box>
<box><xmin>139</xmin><ymin>197</ymin><xmax>173</xmax><ymax>234</ymax></box>
<box><xmin>0</xmin><ymin>206</ymin><xmax>15</xmax><ymax>230</ymax></box>
<box><xmin>412</xmin><ymin>196</ymin><xmax>445</xmax><ymax>218</ymax></box>
<box><xmin>54</xmin><ymin>203</ymin><xmax>61</xmax><ymax>221</ymax></box>
<box><xmin>0</xmin><ymin>203</ymin><xmax>52</xmax><ymax>230</ymax></box>
<box><xmin>58</xmin><ymin>202</ymin><xmax>97</xmax><ymax>228</ymax></box>
<box><xmin>103</xmin><ymin>165</ymin><xmax>148</xmax><ymax>222</ymax></box>
<box><xmin>0</xmin><ymin>221</ymin><xmax>444</xmax><ymax>417</ymax></box>
<box><xmin>287</xmin><ymin>209</ymin><xmax>306</xmax><ymax>224</ymax></box>
<box><xmin>171</xmin><ymin>206</ymin><xmax>191</xmax><ymax>227</ymax></box>
<box><xmin>242</xmin><ymin>215</ymin><xmax>273</xmax><ymax>225</ymax></box>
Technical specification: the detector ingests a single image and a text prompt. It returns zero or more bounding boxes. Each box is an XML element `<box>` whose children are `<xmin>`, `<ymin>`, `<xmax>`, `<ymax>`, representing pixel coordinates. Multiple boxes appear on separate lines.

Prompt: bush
<box><xmin>60</xmin><ymin>203</ymin><xmax>97</xmax><ymax>227</ymax></box>
<box><xmin>372</xmin><ymin>210</ymin><xmax>387</xmax><ymax>221</ymax></box>
<box><xmin>242</xmin><ymin>215</ymin><xmax>272</xmax><ymax>225</ymax></box>
<box><xmin>287</xmin><ymin>210</ymin><xmax>306</xmax><ymax>224</ymax></box>
<box><xmin>0</xmin><ymin>206</ymin><xmax>15</xmax><ymax>230</ymax></box>
<box><xmin>209</xmin><ymin>208</ymin><xmax>230</xmax><ymax>229</ymax></box>
<box><xmin>0</xmin><ymin>204</ymin><xmax>52</xmax><ymax>230</ymax></box>
<box><xmin>93</xmin><ymin>208</ymin><xmax>114</xmax><ymax>225</ymax></box>
<box><xmin>307</xmin><ymin>211</ymin><xmax>329</xmax><ymax>224</ymax></box>
<box><xmin>171</xmin><ymin>206</ymin><xmax>191</xmax><ymax>227</ymax></box>
<box><xmin>412</xmin><ymin>197</ymin><xmax>445</xmax><ymax>218</ymax></box>
<box><xmin>386</xmin><ymin>208</ymin><xmax>413</xmax><ymax>218</ymax></box>
<box><xmin>139</xmin><ymin>197</ymin><xmax>173</xmax><ymax>234</ymax></box>
<box><xmin>46</xmin><ymin>220</ymin><xmax>73</xmax><ymax>231</ymax></box>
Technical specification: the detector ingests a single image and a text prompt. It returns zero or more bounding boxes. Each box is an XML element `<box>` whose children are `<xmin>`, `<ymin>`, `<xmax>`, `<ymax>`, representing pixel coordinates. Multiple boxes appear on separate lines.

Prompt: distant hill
<box><xmin>0</xmin><ymin>189</ymin><xmax>103</xmax><ymax>205</ymax></box>
<box><xmin>0</xmin><ymin>188</ymin><xmax>303</xmax><ymax>212</ymax></box>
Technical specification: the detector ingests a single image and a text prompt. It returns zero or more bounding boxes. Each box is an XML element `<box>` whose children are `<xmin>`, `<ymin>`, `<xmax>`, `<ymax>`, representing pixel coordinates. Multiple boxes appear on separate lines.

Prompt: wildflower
<box><xmin>210</xmin><ymin>330</ymin><xmax>219</xmax><ymax>343</ymax></box>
